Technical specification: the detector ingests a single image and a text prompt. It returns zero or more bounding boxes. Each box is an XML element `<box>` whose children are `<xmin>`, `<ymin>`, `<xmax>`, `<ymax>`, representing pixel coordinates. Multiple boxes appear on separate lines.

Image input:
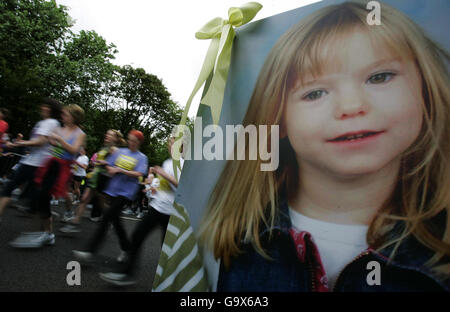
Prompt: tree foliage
<box><xmin>0</xmin><ymin>0</ymin><xmax>71</xmax><ymax>132</ymax></box>
<box><xmin>0</xmin><ymin>0</ymin><xmax>185</xmax><ymax>165</ymax></box>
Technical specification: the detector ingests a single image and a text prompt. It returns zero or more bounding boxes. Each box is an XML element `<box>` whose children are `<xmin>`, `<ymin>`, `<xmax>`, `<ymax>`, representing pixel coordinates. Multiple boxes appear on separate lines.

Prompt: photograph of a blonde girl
<box><xmin>197</xmin><ymin>0</ymin><xmax>449</xmax><ymax>291</ymax></box>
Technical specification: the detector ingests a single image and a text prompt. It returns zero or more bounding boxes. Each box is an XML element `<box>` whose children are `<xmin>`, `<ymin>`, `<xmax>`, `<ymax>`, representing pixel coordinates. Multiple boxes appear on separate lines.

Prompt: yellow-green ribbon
<box><xmin>180</xmin><ymin>2</ymin><xmax>263</xmax><ymax>127</ymax></box>
<box><xmin>173</xmin><ymin>2</ymin><xmax>262</xmax><ymax>179</ymax></box>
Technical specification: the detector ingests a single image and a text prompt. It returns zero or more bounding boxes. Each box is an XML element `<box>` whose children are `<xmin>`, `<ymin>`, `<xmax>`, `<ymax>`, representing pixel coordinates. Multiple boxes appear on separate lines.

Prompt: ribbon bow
<box><xmin>172</xmin><ymin>2</ymin><xmax>262</xmax><ymax>180</ymax></box>
<box><xmin>180</xmin><ymin>2</ymin><xmax>263</xmax><ymax>127</ymax></box>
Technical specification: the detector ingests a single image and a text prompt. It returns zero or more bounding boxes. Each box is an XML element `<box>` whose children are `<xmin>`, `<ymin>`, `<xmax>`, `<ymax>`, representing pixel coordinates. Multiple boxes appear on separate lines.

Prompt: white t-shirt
<box><xmin>72</xmin><ymin>155</ymin><xmax>89</xmax><ymax>177</ymax></box>
<box><xmin>20</xmin><ymin>118</ymin><xmax>60</xmax><ymax>167</ymax></box>
<box><xmin>289</xmin><ymin>207</ymin><xmax>369</xmax><ymax>290</ymax></box>
<box><xmin>149</xmin><ymin>158</ymin><xmax>184</xmax><ymax>215</ymax></box>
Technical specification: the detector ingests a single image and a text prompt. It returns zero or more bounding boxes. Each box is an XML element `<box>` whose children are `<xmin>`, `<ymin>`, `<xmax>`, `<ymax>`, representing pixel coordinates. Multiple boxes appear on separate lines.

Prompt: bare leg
<box><xmin>64</xmin><ymin>193</ymin><xmax>72</xmax><ymax>213</ymax></box>
<box><xmin>0</xmin><ymin>197</ymin><xmax>11</xmax><ymax>217</ymax></box>
<box><xmin>73</xmin><ymin>181</ymin><xmax>81</xmax><ymax>202</ymax></box>
<box><xmin>97</xmin><ymin>192</ymin><xmax>107</xmax><ymax>213</ymax></box>
<box><xmin>74</xmin><ymin>187</ymin><xmax>93</xmax><ymax>223</ymax></box>
<box><xmin>42</xmin><ymin>216</ymin><xmax>53</xmax><ymax>233</ymax></box>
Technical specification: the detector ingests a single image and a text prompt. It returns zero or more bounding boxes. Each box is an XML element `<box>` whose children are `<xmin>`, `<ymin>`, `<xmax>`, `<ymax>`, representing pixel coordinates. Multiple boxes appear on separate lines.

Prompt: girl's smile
<box><xmin>326</xmin><ymin>129</ymin><xmax>385</xmax><ymax>149</ymax></box>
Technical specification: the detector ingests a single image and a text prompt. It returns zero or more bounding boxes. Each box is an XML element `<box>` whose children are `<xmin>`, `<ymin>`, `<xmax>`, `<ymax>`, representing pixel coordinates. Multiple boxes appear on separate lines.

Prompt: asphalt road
<box><xmin>0</xmin><ymin>198</ymin><xmax>164</xmax><ymax>292</ymax></box>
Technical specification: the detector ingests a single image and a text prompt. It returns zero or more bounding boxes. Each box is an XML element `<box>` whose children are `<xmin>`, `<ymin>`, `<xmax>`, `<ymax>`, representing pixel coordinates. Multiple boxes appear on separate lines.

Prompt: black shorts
<box><xmin>0</xmin><ymin>163</ymin><xmax>38</xmax><ymax>197</ymax></box>
<box><xmin>73</xmin><ymin>175</ymin><xmax>84</xmax><ymax>183</ymax></box>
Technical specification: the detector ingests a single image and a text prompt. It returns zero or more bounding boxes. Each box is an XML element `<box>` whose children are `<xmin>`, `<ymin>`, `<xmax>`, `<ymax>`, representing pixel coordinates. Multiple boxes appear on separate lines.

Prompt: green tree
<box><xmin>56</xmin><ymin>30</ymin><xmax>119</xmax><ymax>155</ymax></box>
<box><xmin>0</xmin><ymin>0</ymin><xmax>71</xmax><ymax>133</ymax></box>
<box><xmin>111</xmin><ymin>65</ymin><xmax>183</xmax><ymax>160</ymax></box>
<box><xmin>58</xmin><ymin>30</ymin><xmax>118</xmax><ymax>109</ymax></box>
<box><xmin>0</xmin><ymin>0</ymin><xmax>186</xmax><ymax>166</ymax></box>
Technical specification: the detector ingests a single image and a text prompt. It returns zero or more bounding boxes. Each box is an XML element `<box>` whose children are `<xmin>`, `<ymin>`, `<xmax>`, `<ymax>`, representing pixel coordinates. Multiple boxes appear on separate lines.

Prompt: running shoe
<box><xmin>15</xmin><ymin>205</ymin><xmax>35</xmax><ymax>218</ymax></box>
<box><xmin>116</xmin><ymin>250</ymin><xmax>129</xmax><ymax>263</ymax></box>
<box><xmin>99</xmin><ymin>272</ymin><xmax>136</xmax><ymax>286</ymax></box>
<box><xmin>60</xmin><ymin>223</ymin><xmax>81</xmax><ymax>233</ymax></box>
<box><xmin>9</xmin><ymin>232</ymin><xmax>55</xmax><ymax>248</ymax></box>
<box><xmin>121</xmin><ymin>208</ymin><xmax>134</xmax><ymax>215</ymax></box>
<box><xmin>61</xmin><ymin>211</ymin><xmax>75</xmax><ymax>223</ymax></box>
<box><xmin>72</xmin><ymin>250</ymin><xmax>95</xmax><ymax>263</ymax></box>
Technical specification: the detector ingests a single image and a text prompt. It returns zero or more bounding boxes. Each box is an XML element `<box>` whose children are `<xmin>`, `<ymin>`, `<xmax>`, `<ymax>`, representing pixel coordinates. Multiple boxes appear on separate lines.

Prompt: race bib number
<box><xmin>157</xmin><ymin>175</ymin><xmax>171</xmax><ymax>191</ymax></box>
<box><xmin>97</xmin><ymin>149</ymin><xmax>108</xmax><ymax>161</ymax></box>
<box><xmin>115</xmin><ymin>154</ymin><xmax>138</xmax><ymax>171</ymax></box>
<box><xmin>52</xmin><ymin>144</ymin><xmax>65</xmax><ymax>159</ymax></box>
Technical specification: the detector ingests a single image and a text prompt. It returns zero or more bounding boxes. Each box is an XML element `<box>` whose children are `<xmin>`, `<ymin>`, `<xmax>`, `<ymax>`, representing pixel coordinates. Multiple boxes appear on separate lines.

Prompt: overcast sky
<box><xmin>54</xmin><ymin>0</ymin><xmax>321</xmax><ymax>117</ymax></box>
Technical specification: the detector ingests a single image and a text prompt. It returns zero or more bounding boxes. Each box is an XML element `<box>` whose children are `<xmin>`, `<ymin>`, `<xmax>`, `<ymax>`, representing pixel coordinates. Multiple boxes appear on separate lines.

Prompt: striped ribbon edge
<box><xmin>152</xmin><ymin>204</ymin><xmax>209</xmax><ymax>292</ymax></box>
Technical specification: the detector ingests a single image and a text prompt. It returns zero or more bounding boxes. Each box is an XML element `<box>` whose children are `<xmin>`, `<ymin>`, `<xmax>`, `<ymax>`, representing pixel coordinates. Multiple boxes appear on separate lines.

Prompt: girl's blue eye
<box><xmin>367</xmin><ymin>72</ymin><xmax>396</xmax><ymax>84</ymax></box>
<box><xmin>302</xmin><ymin>89</ymin><xmax>327</xmax><ymax>101</ymax></box>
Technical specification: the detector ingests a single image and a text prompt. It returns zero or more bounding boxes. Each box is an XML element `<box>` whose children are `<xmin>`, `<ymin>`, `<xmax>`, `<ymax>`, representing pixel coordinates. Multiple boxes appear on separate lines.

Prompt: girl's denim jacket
<box><xmin>217</xmin><ymin>199</ymin><xmax>449</xmax><ymax>292</ymax></box>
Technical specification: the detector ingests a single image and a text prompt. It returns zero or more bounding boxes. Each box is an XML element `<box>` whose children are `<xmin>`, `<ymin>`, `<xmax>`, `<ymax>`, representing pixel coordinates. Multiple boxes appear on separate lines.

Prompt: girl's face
<box><xmin>62</xmin><ymin>109</ymin><xmax>74</xmax><ymax>126</ymax></box>
<box><xmin>127</xmin><ymin>134</ymin><xmax>140</xmax><ymax>151</ymax></box>
<box><xmin>104</xmin><ymin>130</ymin><xmax>116</xmax><ymax>145</ymax></box>
<box><xmin>284</xmin><ymin>30</ymin><xmax>423</xmax><ymax>178</ymax></box>
<box><xmin>40</xmin><ymin>104</ymin><xmax>51</xmax><ymax>119</ymax></box>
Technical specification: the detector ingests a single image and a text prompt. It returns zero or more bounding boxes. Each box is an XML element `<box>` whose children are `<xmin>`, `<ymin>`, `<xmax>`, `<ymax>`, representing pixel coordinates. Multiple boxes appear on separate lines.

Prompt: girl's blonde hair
<box><xmin>65</xmin><ymin>104</ymin><xmax>84</xmax><ymax>126</ymax></box>
<box><xmin>110</xmin><ymin>129</ymin><xmax>126</xmax><ymax>147</ymax></box>
<box><xmin>199</xmin><ymin>1</ymin><xmax>450</xmax><ymax>272</ymax></box>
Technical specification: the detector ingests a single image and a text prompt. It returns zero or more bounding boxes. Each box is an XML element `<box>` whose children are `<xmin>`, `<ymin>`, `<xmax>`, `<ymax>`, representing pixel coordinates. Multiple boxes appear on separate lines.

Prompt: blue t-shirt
<box><xmin>51</xmin><ymin>127</ymin><xmax>84</xmax><ymax>161</ymax></box>
<box><xmin>104</xmin><ymin>148</ymin><xmax>148</xmax><ymax>200</ymax></box>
